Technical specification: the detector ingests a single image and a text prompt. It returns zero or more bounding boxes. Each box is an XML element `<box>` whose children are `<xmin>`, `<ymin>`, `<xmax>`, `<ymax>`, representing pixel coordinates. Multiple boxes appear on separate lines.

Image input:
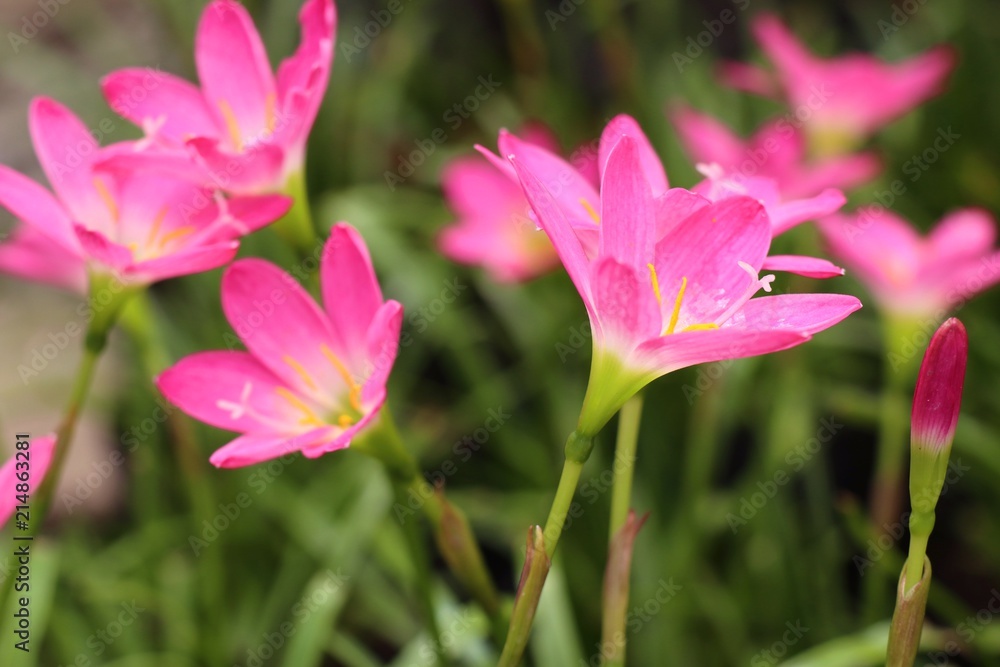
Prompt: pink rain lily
<box><xmin>0</xmin><ymin>435</ymin><xmax>56</xmax><ymax>527</ymax></box>
<box><xmin>720</xmin><ymin>13</ymin><xmax>954</xmax><ymax>145</ymax></box>
<box><xmin>911</xmin><ymin>318</ymin><xmax>967</xmax><ymax>454</ymax></box>
<box><xmin>819</xmin><ymin>209</ymin><xmax>1000</xmax><ymax>319</ymax></box>
<box><xmin>157</xmin><ymin>224</ymin><xmax>403</xmax><ymax>468</ymax></box>
<box><xmin>0</xmin><ymin>98</ymin><xmax>290</xmax><ymax>291</ymax></box>
<box><xmin>507</xmin><ymin>130</ymin><xmax>862</xmax><ymax>434</ymax></box>
<box><xmin>101</xmin><ymin>0</ymin><xmax>335</xmax><ymax>194</ymax></box>
<box><xmin>671</xmin><ymin>106</ymin><xmax>881</xmax><ymax>198</ymax></box>
<box><xmin>501</xmin><ymin>114</ymin><xmax>847</xmax><ymax>281</ymax></box>
<box><xmin>439</xmin><ymin>124</ymin><xmax>598</xmax><ymax>282</ymax></box>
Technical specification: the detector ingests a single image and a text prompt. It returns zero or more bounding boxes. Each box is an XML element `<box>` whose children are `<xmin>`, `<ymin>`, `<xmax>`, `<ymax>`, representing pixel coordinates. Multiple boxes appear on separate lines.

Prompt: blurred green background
<box><xmin>1</xmin><ymin>0</ymin><xmax>1000</xmax><ymax>665</ymax></box>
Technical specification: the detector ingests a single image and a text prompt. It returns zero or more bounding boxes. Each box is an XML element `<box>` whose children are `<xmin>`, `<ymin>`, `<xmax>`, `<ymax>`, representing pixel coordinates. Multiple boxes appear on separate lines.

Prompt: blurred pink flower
<box><xmin>911</xmin><ymin>318</ymin><xmax>967</xmax><ymax>453</ymax></box>
<box><xmin>819</xmin><ymin>209</ymin><xmax>1000</xmax><ymax>318</ymax></box>
<box><xmin>671</xmin><ymin>106</ymin><xmax>882</xmax><ymax>198</ymax></box>
<box><xmin>506</xmin><ymin>128</ymin><xmax>861</xmax><ymax>433</ymax></box>
<box><xmin>720</xmin><ymin>13</ymin><xmax>954</xmax><ymax>143</ymax></box>
<box><xmin>439</xmin><ymin>125</ymin><xmax>598</xmax><ymax>282</ymax></box>
<box><xmin>158</xmin><ymin>224</ymin><xmax>403</xmax><ymax>468</ymax></box>
<box><xmin>0</xmin><ymin>98</ymin><xmax>290</xmax><ymax>291</ymax></box>
<box><xmin>0</xmin><ymin>435</ymin><xmax>56</xmax><ymax>528</ymax></box>
<box><xmin>101</xmin><ymin>0</ymin><xmax>335</xmax><ymax>194</ymax></box>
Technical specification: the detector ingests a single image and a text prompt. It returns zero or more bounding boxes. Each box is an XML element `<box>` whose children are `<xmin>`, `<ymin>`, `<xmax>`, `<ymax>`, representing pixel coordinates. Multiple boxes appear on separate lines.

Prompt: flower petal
<box><xmin>0</xmin><ymin>225</ymin><xmax>87</xmax><ymax>292</ymax></box>
<box><xmin>101</xmin><ymin>68</ymin><xmax>219</xmax><ymax>143</ymax></box>
<box><xmin>0</xmin><ymin>164</ymin><xmax>78</xmax><ymax>250</ymax></box>
<box><xmin>599</xmin><ymin>136</ymin><xmax>656</xmax><ymax>269</ymax></box>
<box><xmin>927</xmin><ymin>208</ymin><xmax>997</xmax><ymax>265</ymax></box>
<box><xmin>196</xmin><ymin>0</ymin><xmax>278</xmax><ymax>144</ymax></box>
<box><xmin>591</xmin><ymin>256</ymin><xmax>661</xmax><ymax>345</ymax></box>
<box><xmin>761</xmin><ymin>255</ymin><xmax>845</xmax><ymax>279</ymax></box>
<box><xmin>222</xmin><ymin>258</ymin><xmax>341</xmax><ymax>400</ymax></box>
<box><xmin>670</xmin><ymin>106</ymin><xmax>745</xmax><ymax>169</ymax></box>
<box><xmin>726</xmin><ymin>293</ymin><xmax>862</xmax><ymax>334</ymax></box>
<box><xmin>157</xmin><ymin>350</ymin><xmax>299</xmax><ymax>433</ymax></box>
<box><xmin>636</xmin><ymin>327</ymin><xmax>810</xmax><ymax>375</ymax></box>
<box><xmin>186</xmin><ymin>137</ymin><xmax>285</xmax><ymax>193</ymax></box>
<box><xmin>769</xmin><ymin>188</ymin><xmax>845</xmax><ymax>235</ymax></box>
<box><xmin>360</xmin><ymin>300</ymin><xmax>403</xmax><ymax>404</ymax></box>
<box><xmin>28</xmin><ymin>97</ymin><xmax>110</xmax><ymax>225</ymax></box>
<box><xmin>126</xmin><ymin>241</ymin><xmax>239</xmax><ymax>284</ymax></box>
<box><xmin>321</xmin><ymin>223</ymin><xmax>384</xmax><ymax>359</ymax></box>
<box><xmin>599</xmin><ymin>114</ymin><xmax>668</xmax><ymax>195</ymax></box>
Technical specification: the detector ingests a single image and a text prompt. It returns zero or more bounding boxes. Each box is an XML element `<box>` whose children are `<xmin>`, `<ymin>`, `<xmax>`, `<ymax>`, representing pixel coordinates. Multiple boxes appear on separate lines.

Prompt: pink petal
<box><xmin>0</xmin><ymin>434</ymin><xmax>56</xmax><ymax>527</ymax></box>
<box><xmin>498</xmin><ymin>130</ymin><xmax>601</xmax><ymax>229</ymax></box>
<box><xmin>717</xmin><ymin>61</ymin><xmax>779</xmax><ymax>97</ymax></box>
<box><xmin>508</xmin><ymin>151</ymin><xmax>594</xmax><ymax>310</ymax></box>
<box><xmin>938</xmin><ymin>251</ymin><xmax>1000</xmax><ymax>307</ymax></box>
<box><xmin>636</xmin><ymin>327</ymin><xmax>810</xmax><ymax>375</ymax></box>
<box><xmin>727</xmin><ymin>293</ymin><xmax>862</xmax><ymax>334</ymax></box>
<box><xmin>591</xmin><ymin>256</ymin><xmax>661</xmax><ymax>345</ymax></box>
<box><xmin>599</xmin><ymin>136</ymin><xmax>656</xmax><ymax>269</ymax></box>
<box><xmin>819</xmin><ymin>212</ymin><xmax>922</xmax><ymax>290</ymax></box>
<box><xmin>273</xmin><ymin>0</ymin><xmax>336</xmax><ymax>150</ymax></box>
<box><xmin>652</xmin><ymin>197</ymin><xmax>771</xmax><ymax>326</ymax></box>
<box><xmin>301</xmin><ymin>408</ymin><xmax>383</xmax><ymax>459</ymax></box>
<box><xmin>0</xmin><ymin>164</ymin><xmax>78</xmax><ymax>250</ymax></box>
<box><xmin>670</xmin><ymin>106</ymin><xmax>745</xmax><ymax>167</ymax></box>
<box><xmin>157</xmin><ymin>350</ymin><xmax>299</xmax><ymax>433</ymax></box>
<box><xmin>223</xmin><ymin>194</ymin><xmax>293</xmax><ymax>235</ymax></box>
<box><xmin>762</xmin><ymin>255</ymin><xmax>845</xmax><ymax>279</ymax></box>
<box><xmin>654</xmin><ymin>188</ymin><xmax>711</xmax><ymax>238</ymax></box>
<box><xmin>752</xmin><ymin>13</ymin><xmax>816</xmax><ymax>84</ymax></box>
<box><xmin>927</xmin><ymin>209</ymin><xmax>997</xmax><ymax>265</ymax></box>
<box><xmin>126</xmin><ymin>241</ymin><xmax>239</xmax><ymax>284</ymax></box>
<box><xmin>786</xmin><ymin>152</ymin><xmax>882</xmax><ymax>199</ymax></box>
<box><xmin>196</xmin><ymin>0</ymin><xmax>278</xmax><ymax>144</ymax></box>
<box><xmin>74</xmin><ymin>225</ymin><xmax>133</xmax><ymax>273</ymax></box>
<box><xmin>186</xmin><ymin>137</ymin><xmax>286</xmax><ymax>193</ymax></box>
<box><xmin>28</xmin><ymin>97</ymin><xmax>110</xmax><ymax>225</ymax></box>
<box><xmin>321</xmin><ymin>223</ymin><xmax>384</xmax><ymax>359</ymax></box>
<box><xmin>0</xmin><ymin>225</ymin><xmax>87</xmax><ymax>293</ymax></box>
<box><xmin>209</xmin><ymin>428</ymin><xmax>333</xmax><ymax>468</ymax></box>
<box><xmin>769</xmin><ymin>188</ymin><xmax>846</xmax><ymax>235</ymax></box>
<box><xmin>101</xmin><ymin>68</ymin><xmax>220</xmax><ymax>143</ymax></box>
<box><xmin>360</xmin><ymin>300</ymin><xmax>403</xmax><ymax>404</ymax></box>
<box><xmin>442</xmin><ymin>155</ymin><xmax>523</xmax><ymax>218</ymax></box>
<box><xmin>222</xmin><ymin>258</ymin><xmax>343</xmax><ymax>399</ymax></box>
<box><xmin>599</xmin><ymin>115</ymin><xmax>668</xmax><ymax>195</ymax></box>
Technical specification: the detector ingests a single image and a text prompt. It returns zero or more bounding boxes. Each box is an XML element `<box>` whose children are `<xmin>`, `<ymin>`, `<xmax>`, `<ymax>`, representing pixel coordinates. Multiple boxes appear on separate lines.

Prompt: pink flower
<box><xmin>671</xmin><ymin>106</ymin><xmax>882</xmax><ymax>198</ymax></box>
<box><xmin>819</xmin><ymin>209</ymin><xmax>1000</xmax><ymax>319</ymax></box>
<box><xmin>911</xmin><ymin>318</ymin><xmax>967</xmax><ymax>453</ymax></box>
<box><xmin>720</xmin><ymin>13</ymin><xmax>954</xmax><ymax>143</ymax></box>
<box><xmin>439</xmin><ymin>125</ymin><xmax>598</xmax><ymax>282</ymax></box>
<box><xmin>0</xmin><ymin>98</ymin><xmax>290</xmax><ymax>291</ymax></box>
<box><xmin>101</xmin><ymin>0</ymin><xmax>335</xmax><ymax>194</ymax></box>
<box><xmin>506</xmin><ymin>128</ymin><xmax>862</xmax><ymax>433</ymax></box>
<box><xmin>0</xmin><ymin>435</ymin><xmax>56</xmax><ymax>527</ymax></box>
<box><xmin>157</xmin><ymin>224</ymin><xmax>403</xmax><ymax>468</ymax></box>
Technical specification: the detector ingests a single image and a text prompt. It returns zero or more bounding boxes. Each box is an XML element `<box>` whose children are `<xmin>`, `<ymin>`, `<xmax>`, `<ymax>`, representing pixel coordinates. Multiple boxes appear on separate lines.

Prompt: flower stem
<box><xmin>498</xmin><ymin>429</ymin><xmax>595</xmax><ymax>666</ymax></box>
<box><xmin>277</xmin><ymin>170</ymin><xmax>320</xmax><ymax>258</ymax></box>
<box><xmin>608</xmin><ymin>394</ymin><xmax>643</xmax><ymax>540</ymax></box>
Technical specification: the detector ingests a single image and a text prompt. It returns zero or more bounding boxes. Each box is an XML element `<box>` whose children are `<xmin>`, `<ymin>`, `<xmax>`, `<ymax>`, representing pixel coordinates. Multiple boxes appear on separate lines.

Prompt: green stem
<box><xmin>498</xmin><ymin>429</ymin><xmax>595</xmax><ymax>666</ymax></box>
<box><xmin>276</xmin><ymin>170</ymin><xmax>320</xmax><ymax>258</ymax></box>
<box><xmin>608</xmin><ymin>395</ymin><xmax>643</xmax><ymax>540</ymax></box>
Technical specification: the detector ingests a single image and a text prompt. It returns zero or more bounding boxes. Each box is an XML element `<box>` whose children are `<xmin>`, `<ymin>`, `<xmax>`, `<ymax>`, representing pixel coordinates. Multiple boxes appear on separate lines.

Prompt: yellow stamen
<box><xmin>157</xmin><ymin>226</ymin><xmax>196</xmax><ymax>249</ymax></box>
<box><xmin>680</xmin><ymin>323</ymin><xmax>719</xmax><ymax>332</ymax></box>
<box><xmin>337</xmin><ymin>414</ymin><xmax>355</xmax><ymax>428</ymax></box>
<box><xmin>283</xmin><ymin>355</ymin><xmax>318</xmax><ymax>391</ymax></box>
<box><xmin>320</xmin><ymin>344</ymin><xmax>363</xmax><ymax>413</ymax></box>
<box><xmin>92</xmin><ymin>178</ymin><xmax>119</xmax><ymax>222</ymax></box>
<box><xmin>218</xmin><ymin>99</ymin><xmax>244</xmax><ymax>151</ymax></box>
<box><xmin>665</xmin><ymin>276</ymin><xmax>688</xmax><ymax>335</ymax></box>
<box><xmin>647</xmin><ymin>263</ymin><xmax>662</xmax><ymax>305</ymax></box>
<box><xmin>275</xmin><ymin>387</ymin><xmax>324</xmax><ymax>427</ymax></box>
<box><xmin>580</xmin><ymin>198</ymin><xmax>600</xmax><ymax>224</ymax></box>
<box><xmin>265</xmin><ymin>92</ymin><xmax>277</xmax><ymax>134</ymax></box>
<box><xmin>144</xmin><ymin>207</ymin><xmax>169</xmax><ymax>249</ymax></box>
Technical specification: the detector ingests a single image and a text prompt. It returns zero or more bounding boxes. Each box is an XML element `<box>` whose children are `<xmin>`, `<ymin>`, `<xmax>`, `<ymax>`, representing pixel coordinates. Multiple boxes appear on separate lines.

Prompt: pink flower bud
<box><xmin>911</xmin><ymin>318</ymin><xmax>968</xmax><ymax>451</ymax></box>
